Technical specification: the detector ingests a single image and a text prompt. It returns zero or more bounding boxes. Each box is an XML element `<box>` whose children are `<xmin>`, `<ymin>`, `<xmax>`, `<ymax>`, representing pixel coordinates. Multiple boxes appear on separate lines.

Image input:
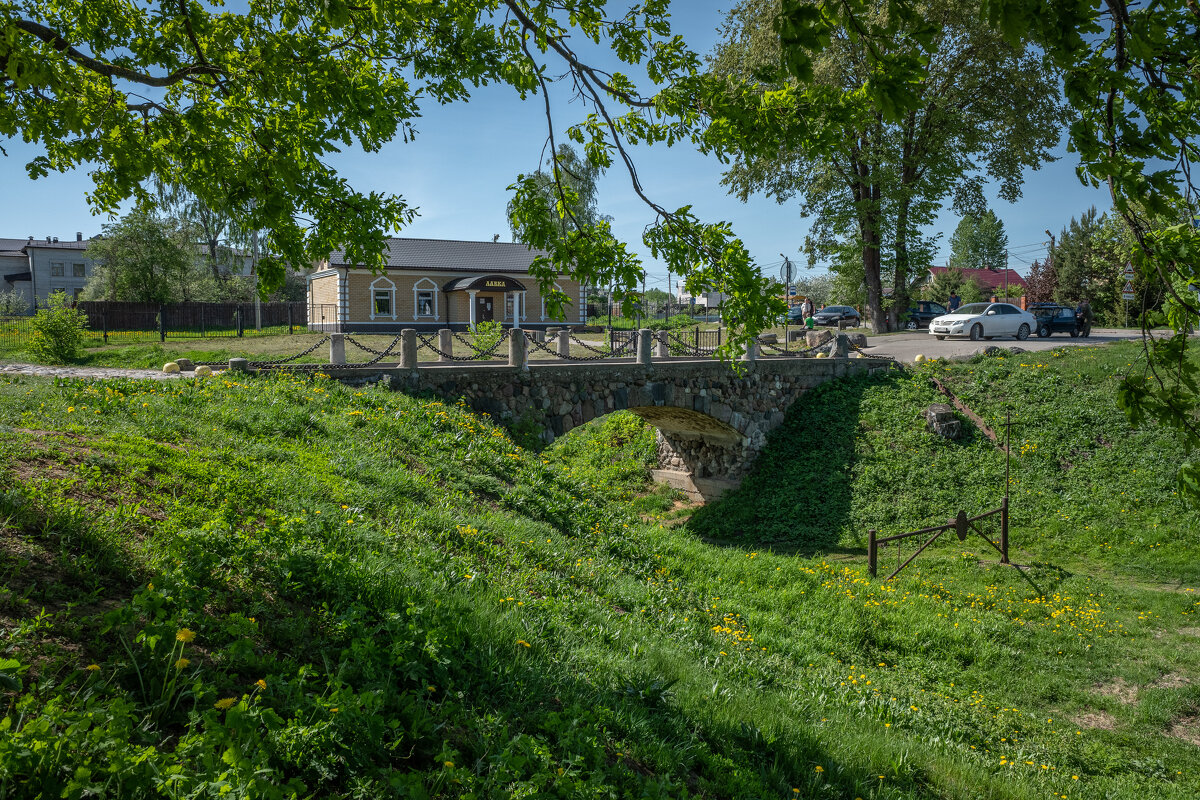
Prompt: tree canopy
<box><xmin>949</xmin><ymin>210</ymin><xmax>1009</xmax><ymax>272</ymax></box>
<box><xmin>3</xmin><ymin>0</ymin><xmax>1200</xmax><ymax>495</ymax></box>
<box><xmin>83</xmin><ymin>209</ymin><xmax>205</xmax><ymax>304</ymax></box>
<box><xmin>711</xmin><ymin>0</ymin><xmax>1062</xmax><ymax>333</ymax></box>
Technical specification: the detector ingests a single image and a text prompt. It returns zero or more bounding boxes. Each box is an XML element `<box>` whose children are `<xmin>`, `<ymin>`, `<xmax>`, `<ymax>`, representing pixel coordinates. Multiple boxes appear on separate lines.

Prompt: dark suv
<box><xmin>1029</xmin><ymin>303</ymin><xmax>1080</xmax><ymax>337</ymax></box>
<box><xmin>904</xmin><ymin>301</ymin><xmax>949</xmax><ymax>330</ymax></box>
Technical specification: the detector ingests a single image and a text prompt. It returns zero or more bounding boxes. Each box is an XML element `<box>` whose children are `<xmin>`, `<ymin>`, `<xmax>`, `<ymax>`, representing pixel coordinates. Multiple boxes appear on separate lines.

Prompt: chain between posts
<box><xmin>195</xmin><ymin>334</ymin><xmax>332</xmax><ymax>368</ymax></box>
<box><xmin>525</xmin><ymin>332</ymin><xmax>638</xmax><ymax>361</ymax></box>
<box><xmin>450</xmin><ymin>330</ymin><xmax>509</xmax><ymax>360</ymax></box>
<box><xmin>414</xmin><ymin>333</ymin><xmax>478</xmax><ymax>361</ymax></box>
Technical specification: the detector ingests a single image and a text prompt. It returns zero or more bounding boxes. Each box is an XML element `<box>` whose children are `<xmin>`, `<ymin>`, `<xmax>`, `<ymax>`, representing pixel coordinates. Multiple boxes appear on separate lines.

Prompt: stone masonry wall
<box><xmin>387</xmin><ymin>358</ymin><xmax>890</xmax><ymax>485</ymax></box>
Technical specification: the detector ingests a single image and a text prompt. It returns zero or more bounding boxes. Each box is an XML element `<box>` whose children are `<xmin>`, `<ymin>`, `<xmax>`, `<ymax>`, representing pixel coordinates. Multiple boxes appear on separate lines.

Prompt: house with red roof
<box><xmin>926</xmin><ymin>266</ymin><xmax>1027</xmax><ymax>299</ymax></box>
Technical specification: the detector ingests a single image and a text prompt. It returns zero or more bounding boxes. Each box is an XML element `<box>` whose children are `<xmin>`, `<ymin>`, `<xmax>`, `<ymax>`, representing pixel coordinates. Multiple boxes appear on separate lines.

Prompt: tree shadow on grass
<box><xmin>686</xmin><ymin>371</ymin><xmax>896</xmax><ymax>555</ymax></box>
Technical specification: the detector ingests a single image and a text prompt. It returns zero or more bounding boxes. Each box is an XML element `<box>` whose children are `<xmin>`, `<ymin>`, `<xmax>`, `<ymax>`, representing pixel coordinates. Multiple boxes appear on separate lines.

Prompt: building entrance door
<box><xmin>475</xmin><ymin>296</ymin><xmax>494</xmax><ymax>322</ymax></box>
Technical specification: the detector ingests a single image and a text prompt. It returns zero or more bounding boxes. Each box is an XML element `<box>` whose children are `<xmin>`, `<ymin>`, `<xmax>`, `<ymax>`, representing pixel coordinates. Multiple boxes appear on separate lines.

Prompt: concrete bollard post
<box><xmin>329</xmin><ymin>333</ymin><xmax>346</xmax><ymax>365</ymax></box>
<box><xmin>509</xmin><ymin>329</ymin><xmax>528</xmax><ymax>369</ymax></box>
<box><xmin>740</xmin><ymin>339</ymin><xmax>759</xmax><ymax>362</ymax></box>
<box><xmin>400</xmin><ymin>329</ymin><xmax>418</xmax><ymax>370</ymax></box>
<box><xmin>637</xmin><ymin>328</ymin><xmax>653</xmax><ymax>365</ymax></box>
<box><xmin>438</xmin><ymin>329</ymin><xmax>452</xmax><ymax>363</ymax></box>
<box><xmin>174</xmin><ymin>358</ymin><xmax>194</xmax><ymax>372</ymax></box>
<box><xmin>228</xmin><ymin>357</ymin><xmax>249</xmax><ymax>373</ymax></box>
<box><xmin>654</xmin><ymin>330</ymin><xmax>669</xmax><ymax>359</ymax></box>
<box><xmin>556</xmin><ymin>330</ymin><xmax>571</xmax><ymax>358</ymax></box>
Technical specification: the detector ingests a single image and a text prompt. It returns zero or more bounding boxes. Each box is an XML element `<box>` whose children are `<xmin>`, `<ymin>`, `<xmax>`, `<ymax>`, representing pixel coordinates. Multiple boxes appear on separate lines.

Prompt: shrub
<box><xmin>29</xmin><ymin>291</ymin><xmax>89</xmax><ymax>363</ymax></box>
<box><xmin>0</xmin><ymin>288</ymin><xmax>30</xmax><ymax>315</ymax></box>
<box><xmin>469</xmin><ymin>319</ymin><xmax>505</xmax><ymax>358</ymax></box>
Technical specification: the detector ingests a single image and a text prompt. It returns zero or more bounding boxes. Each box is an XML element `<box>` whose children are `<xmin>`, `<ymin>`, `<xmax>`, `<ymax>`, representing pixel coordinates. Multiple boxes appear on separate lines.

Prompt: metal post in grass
<box><xmin>637</xmin><ymin>328</ymin><xmax>652</xmax><ymax>365</ymax></box>
<box><xmin>509</xmin><ymin>328</ymin><xmax>528</xmax><ymax>370</ymax></box>
<box><xmin>287</xmin><ymin>304</ymin><xmax>293</xmax><ymax>335</ymax></box>
<box><xmin>399</xmin><ymin>329</ymin><xmax>418</xmax><ymax>370</ymax></box>
<box><xmin>329</xmin><ymin>333</ymin><xmax>345</xmax><ymax>365</ymax></box>
<box><xmin>1001</xmin><ymin>496</ymin><xmax>1009</xmax><ymax>564</ymax></box>
<box><xmin>438</xmin><ymin>328</ymin><xmax>453</xmax><ymax>363</ymax></box>
<box><xmin>158</xmin><ymin>305</ymin><xmax>166</xmax><ymax>342</ymax></box>
<box><xmin>237</xmin><ymin>306</ymin><xmax>244</xmax><ymax>338</ymax></box>
<box><xmin>102</xmin><ymin>307</ymin><xmax>108</xmax><ymax>344</ymax></box>
<box><xmin>868</xmin><ymin>530</ymin><xmax>877</xmax><ymax>577</ymax></box>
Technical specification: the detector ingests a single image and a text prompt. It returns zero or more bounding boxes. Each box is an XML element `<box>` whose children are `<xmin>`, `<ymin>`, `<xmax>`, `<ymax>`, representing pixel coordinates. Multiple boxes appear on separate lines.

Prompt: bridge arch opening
<box><xmin>624</xmin><ymin>405</ymin><xmax>750</xmax><ymax>502</ymax></box>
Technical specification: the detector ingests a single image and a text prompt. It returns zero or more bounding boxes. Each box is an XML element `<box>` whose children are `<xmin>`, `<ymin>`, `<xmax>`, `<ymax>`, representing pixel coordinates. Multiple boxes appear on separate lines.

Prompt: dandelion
<box><xmin>814</xmin><ymin>765</ymin><xmax>824</xmax><ymax>773</ymax></box>
<box><xmin>176</xmin><ymin>628</ymin><xmax>196</xmax><ymax>643</ymax></box>
<box><xmin>85</xmin><ymin>664</ymin><xmax>100</xmax><ymax>672</ymax></box>
<box><xmin>516</xmin><ymin>639</ymin><xmax>531</xmax><ymax>648</ymax></box>
<box><xmin>214</xmin><ymin>697</ymin><xmax>237</xmax><ymax>710</ymax></box>
<box><xmin>175</xmin><ymin>658</ymin><xmax>190</xmax><ymax>670</ymax></box>
<box><xmin>444</xmin><ymin>761</ymin><xmax>455</xmax><ymax>768</ymax></box>
<box><xmin>255</xmin><ymin>679</ymin><xmax>267</xmax><ymax>690</ymax></box>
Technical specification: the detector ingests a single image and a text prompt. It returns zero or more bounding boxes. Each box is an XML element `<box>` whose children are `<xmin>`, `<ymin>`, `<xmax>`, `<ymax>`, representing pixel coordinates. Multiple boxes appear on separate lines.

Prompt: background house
<box><xmin>0</xmin><ymin>233</ymin><xmax>96</xmax><ymax>312</ymax></box>
<box><xmin>925</xmin><ymin>266</ymin><xmax>1028</xmax><ymax>303</ymax></box>
<box><xmin>307</xmin><ymin>237</ymin><xmax>584</xmax><ymax>332</ymax></box>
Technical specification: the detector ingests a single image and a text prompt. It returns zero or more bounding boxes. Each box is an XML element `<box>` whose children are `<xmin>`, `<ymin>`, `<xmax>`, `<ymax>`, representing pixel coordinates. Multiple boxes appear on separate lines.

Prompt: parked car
<box><xmin>814</xmin><ymin>305</ymin><xmax>861</xmax><ymax>326</ymax></box>
<box><xmin>904</xmin><ymin>300</ymin><xmax>948</xmax><ymax>330</ymax></box>
<box><xmin>1028</xmin><ymin>303</ymin><xmax>1080</xmax><ymax>337</ymax></box>
<box><xmin>928</xmin><ymin>302</ymin><xmax>1038</xmax><ymax>341</ymax></box>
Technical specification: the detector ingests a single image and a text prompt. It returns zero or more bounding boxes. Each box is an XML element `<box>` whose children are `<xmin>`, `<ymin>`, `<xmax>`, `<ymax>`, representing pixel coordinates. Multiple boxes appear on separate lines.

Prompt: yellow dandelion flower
<box><xmin>444</xmin><ymin>761</ymin><xmax>454</xmax><ymax>768</ymax></box>
<box><xmin>255</xmin><ymin>679</ymin><xmax>267</xmax><ymax>690</ymax></box>
<box><xmin>85</xmin><ymin>664</ymin><xmax>101</xmax><ymax>672</ymax></box>
<box><xmin>175</xmin><ymin>658</ymin><xmax>190</xmax><ymax>670</ymax></box>
<box><xmin>814</xmin><ymin>765</ymin><xmax>824</xmax><ymax>773</ymax></box>
<box><xmin>517</xmin><ymin>639</ymin><xmax>531</xmax><ymax>648</ymax></box>
<box><xmin>214</xmin><ymin>697</ymin><xmax>236</xmax><ymax>710</ymax></box>
<box><xmin>176</xmin><ymin>629</ymin><xmax>196</xmax><ymax>643</ymax></box>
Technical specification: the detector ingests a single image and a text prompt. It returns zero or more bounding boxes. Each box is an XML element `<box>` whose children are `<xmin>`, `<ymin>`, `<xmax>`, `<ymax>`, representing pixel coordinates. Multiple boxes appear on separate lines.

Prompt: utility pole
<box><xmin>666</xmin><ymin>269</ymin><xmax>671</xmax><ymax>321</ymax></box>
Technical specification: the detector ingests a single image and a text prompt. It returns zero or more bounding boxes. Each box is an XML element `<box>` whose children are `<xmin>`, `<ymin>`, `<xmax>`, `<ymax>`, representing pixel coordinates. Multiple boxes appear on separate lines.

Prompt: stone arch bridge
<box><xmin>387</xmin><ymin>356</ymin><xmax>895</xmax><ymax>501</ymax></box>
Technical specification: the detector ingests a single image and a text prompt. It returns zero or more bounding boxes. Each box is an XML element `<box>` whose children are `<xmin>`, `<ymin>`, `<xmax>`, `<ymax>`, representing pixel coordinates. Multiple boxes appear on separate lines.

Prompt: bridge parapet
<box><xmin>389</xmin><ymin>356</ymin><xmax>896</xmax><ymax>502</ymax></box>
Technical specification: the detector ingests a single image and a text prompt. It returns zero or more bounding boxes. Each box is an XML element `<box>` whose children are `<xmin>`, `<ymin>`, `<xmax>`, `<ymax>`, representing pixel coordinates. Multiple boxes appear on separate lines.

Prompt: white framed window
<box><xmin>50</xmin><ymin>262</ymin><xmax>64</xmax><ymax>276</ymax></box>
<box><xmin>412</xmin><ymin>278</ymin><xmax>438</xmax><ymax>320</ymax></box>
<box><xmin>72</xmin><ymin>263</ymin><xmax>86</xmax><ymax>277</ymax></box>
<box><xmin>505</xmin><ymin>294</ymin><xmax>515</xmax><ymax>320</ymax></box>
<box><xmin>368</xmin><ymin>275</ymin><xmax>397</xmax><ymax>320</ymax></box>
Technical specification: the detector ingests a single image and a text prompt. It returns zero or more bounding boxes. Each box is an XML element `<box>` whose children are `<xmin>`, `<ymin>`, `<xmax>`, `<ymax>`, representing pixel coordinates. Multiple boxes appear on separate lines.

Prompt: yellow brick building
<box><xmin>306</xmin><ymin>237</ymin><xmax>584</xmax><ymax>332</ymax></box>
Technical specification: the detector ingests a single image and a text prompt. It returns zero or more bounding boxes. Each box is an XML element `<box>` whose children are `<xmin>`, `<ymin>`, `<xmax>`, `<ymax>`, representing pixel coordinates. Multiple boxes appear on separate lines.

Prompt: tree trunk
<box><xmin>890</xmin><ymin>198</ymin><xmax>911</xmax><ymax>332</ymax></box>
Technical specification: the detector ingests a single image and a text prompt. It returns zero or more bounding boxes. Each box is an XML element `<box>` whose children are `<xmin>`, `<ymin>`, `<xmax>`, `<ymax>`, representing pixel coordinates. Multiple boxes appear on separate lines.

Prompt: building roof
<box><xmin>0</xmin><ymin>250</ymin><xmax>26</xmax><ymax>259</ymax></box>
<box><xmin>0</xmin><ymin>236</ymin><xmax>91</xmax><ymax>252</ymax></box>
<box><xmin>25</xmin><ymin>239</ymin><xmax>90</xmax><ymax>251</ymax></box>
<box><xmin>928</xmin><ymin>266</ymin><xmax>1028</xmax><ymax>291</ymax></box>
<box><xmin>328</xmin><ymin>237</ymin><xmax>551</xmax><ymax>273</ymax></box>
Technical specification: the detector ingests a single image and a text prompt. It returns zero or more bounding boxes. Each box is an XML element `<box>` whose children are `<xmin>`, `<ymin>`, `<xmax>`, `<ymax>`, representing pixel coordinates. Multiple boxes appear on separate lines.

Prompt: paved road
<box><xmin>0</xmin><ymin>362</ymin><xmax>186</xmax><ymax>380</ymax></box>
<box><xmin>857</xmin><ymin>328</ymin><xmax>1143</xmax><ymax>363</ymax></box>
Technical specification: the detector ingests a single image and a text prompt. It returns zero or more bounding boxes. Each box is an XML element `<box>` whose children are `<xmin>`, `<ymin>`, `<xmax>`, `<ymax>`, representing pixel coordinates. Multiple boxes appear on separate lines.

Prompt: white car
<box><xmin>928</xmin><ymin>302</ymin><xmax>1038</xmax><ymax>341</ymax></box>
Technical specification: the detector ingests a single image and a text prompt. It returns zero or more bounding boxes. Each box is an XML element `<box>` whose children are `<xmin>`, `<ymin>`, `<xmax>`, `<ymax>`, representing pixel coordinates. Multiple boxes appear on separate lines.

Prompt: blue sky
<box><xmin>0</xmin><ymin>1</ymin><xmax>1112</xmax><ymax>295</ymax></box>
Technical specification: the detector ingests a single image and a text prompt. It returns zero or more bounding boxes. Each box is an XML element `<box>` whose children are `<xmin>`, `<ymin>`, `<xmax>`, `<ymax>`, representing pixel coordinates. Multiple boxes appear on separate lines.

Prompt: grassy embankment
<box><xmin>0</xmin><ymin>340</ymin><xmax>1198</xmax><ymax>798</ymax></box>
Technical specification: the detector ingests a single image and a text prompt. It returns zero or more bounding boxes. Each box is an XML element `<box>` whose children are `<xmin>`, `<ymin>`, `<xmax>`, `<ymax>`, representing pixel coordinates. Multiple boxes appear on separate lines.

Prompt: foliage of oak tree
<box><xmin>4</xmin><ymin>0</ymin><xmax>1200</xmax><ymax>494</ymax></box>
<box><xmin>711</xmin><ymin>0</ymin><xmax>1062</xmax><ymax>333</ymax></box>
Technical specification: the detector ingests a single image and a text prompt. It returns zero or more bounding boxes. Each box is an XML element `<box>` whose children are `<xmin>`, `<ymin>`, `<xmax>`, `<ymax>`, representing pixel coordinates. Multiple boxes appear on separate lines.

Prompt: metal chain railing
<box><xmin>450</xmin><ymin>329</ymin><xmax>509</xmax><ymax>360</ymax></box>
<box><xmin>195</xmin><ymin>334</ymin><xmax>332</xmax><ymax>368</ymax></box>
<box><xmin>415</xmin><ymin>333</ymin><xmax>479</xmax><ymax>362</ymax></box>
<box><xmin>342</xmin><ymin>334</ymin><xmax>403</xmax><ymax>366</ymax></box>
<box><xmin>665</xmin><ymin>330</ymin><xmax>717</xmax><ymax>357</ymax></box>
<box><xmin>526</xmin><ymin>332</ymin><xmax>637</xmax><ymax>362</ymax></box>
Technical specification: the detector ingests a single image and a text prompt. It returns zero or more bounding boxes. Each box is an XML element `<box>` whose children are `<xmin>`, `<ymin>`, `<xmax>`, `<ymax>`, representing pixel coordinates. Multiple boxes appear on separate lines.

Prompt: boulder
<box><xmin>162</xmin><ymin>362</ymin><xmax>180</xmax><ymax>374</ymax></box>
<box><xmin>194</xmin><ymin>365</ymin><xmax>213</xmax><ymax>377</ymax></box>
<box><xmin>848</xmin><ymin>333</ymin><xmax>868</xmax><ymax>348</ymax></box>
<box><xmin>923</xmin><ymin>403</ymin><xmax>961</xmax><ymax>440</ymax></box>
<box><xmin>174</xmin><ymin>358</ymin><xmax>194</xmax><ymax>371</ymax></box>
<box><xmin>806</xmin><ymin>329</ymin><xmax>834</xmax><ymax>348</ymax></box>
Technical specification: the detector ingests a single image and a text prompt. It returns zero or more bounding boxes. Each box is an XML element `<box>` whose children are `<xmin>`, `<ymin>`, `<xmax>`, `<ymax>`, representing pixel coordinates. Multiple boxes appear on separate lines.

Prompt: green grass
<box><xmin>0</xmin><ymin>341</ymin><xmax>1197</xmax><ymax>798</ymax></box>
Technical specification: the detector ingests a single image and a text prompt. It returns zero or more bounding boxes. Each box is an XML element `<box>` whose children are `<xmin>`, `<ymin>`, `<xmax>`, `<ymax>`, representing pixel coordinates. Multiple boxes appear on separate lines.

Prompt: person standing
<box><xmin>801</xmin><ymin>296</ymin><xmax>814</xmax><ymax>319</ymax></box>
<box><xmin>947</xmin><ymin>291</ymin><xmax>961</xmax><ymax>312</ymax></box>
<box><xmin>1076</xmin><ymin>298</ymin><xmax>1092</xmax><ymax>337</ymax></box>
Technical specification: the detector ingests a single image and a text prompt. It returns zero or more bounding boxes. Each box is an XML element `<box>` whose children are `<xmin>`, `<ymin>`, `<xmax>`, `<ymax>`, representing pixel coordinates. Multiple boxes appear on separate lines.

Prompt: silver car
<box><xmin>928</xmin><ymin>302</ymin><xmax>1038</xmax><ymax>341</ymax></box>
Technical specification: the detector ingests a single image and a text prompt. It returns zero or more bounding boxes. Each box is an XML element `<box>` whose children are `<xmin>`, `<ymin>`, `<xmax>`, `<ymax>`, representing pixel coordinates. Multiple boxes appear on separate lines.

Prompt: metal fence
<box><xmin>0</xmin><ymin>301</ymin><xmax>324</xmax><ymax>351</ymax></box>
